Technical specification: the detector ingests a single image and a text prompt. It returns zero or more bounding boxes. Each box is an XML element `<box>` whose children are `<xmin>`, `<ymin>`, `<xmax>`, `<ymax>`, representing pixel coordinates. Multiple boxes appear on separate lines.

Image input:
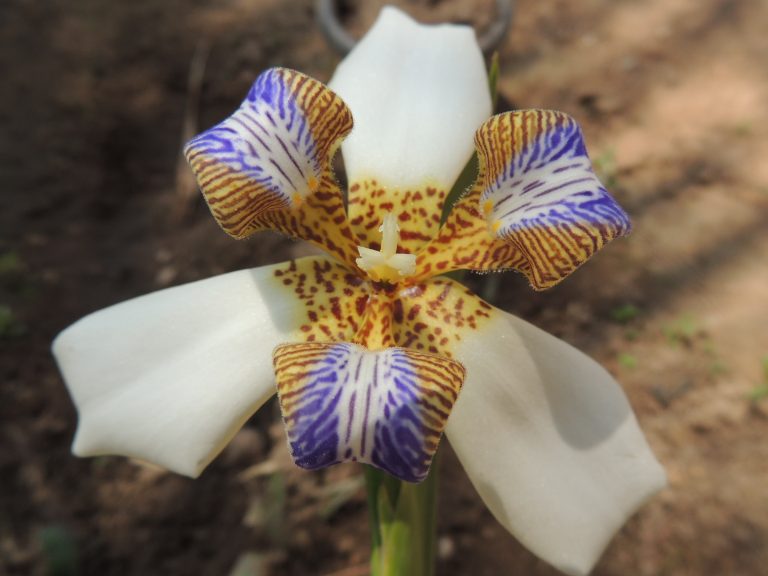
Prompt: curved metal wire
<box><xmin>316</xmin><ymin>0</ymin><xmax>514</xmax><ymax>56</ymax></box>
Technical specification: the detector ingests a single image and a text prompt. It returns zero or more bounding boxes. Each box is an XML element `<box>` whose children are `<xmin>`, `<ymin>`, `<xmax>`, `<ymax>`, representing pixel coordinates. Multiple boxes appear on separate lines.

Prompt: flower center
<box><xmin>356</xmin><ymin>212</ymin><xmax>416</xmax><ymax>283</ymax></box>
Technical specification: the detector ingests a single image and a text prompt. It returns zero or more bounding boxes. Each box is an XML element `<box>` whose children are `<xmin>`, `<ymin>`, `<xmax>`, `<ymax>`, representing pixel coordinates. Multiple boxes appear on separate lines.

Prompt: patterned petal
<box><xmin>446</xmin><ymin>309</ymin><xmax>666</xmax><ymax>575</ymax></box>
<box><xmin>414</xmin><ymin>110</ymin><xmax>631</xmax><ymax>289</ymax></box>
<box><xmin>274</xmin><ymin>342</ymin><xmax>464</xmax><ymax>483</ymax></box>
<box><xmin>329</xmin><ymin>7</ymin><xmax>491</xmax><ymax>253</ymax></box>
<box><xmin>185</xmin><ymin>68</ymin><xmax>360</xmax><ymax>267</ymax></box>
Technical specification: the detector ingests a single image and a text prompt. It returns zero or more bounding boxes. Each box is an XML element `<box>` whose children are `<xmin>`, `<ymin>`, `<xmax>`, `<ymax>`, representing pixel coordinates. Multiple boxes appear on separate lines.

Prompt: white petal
<box><xmin>329</xmin><ymin>6</ymin><xmax>492</xmax><ymax>191</ymax></box>
<box><xmin>53</xmin><ymin>262</ymin><xmax>304</xmax><ymax>478</ymax></box>
<box><xmin>446</xmin><ymin>311</ymin><xmax>666</xmax><ymax>575</ymax></box>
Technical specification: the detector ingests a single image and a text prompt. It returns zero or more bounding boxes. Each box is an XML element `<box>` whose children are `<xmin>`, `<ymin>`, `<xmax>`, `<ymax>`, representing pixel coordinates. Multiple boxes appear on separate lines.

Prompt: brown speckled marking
<box><xmin>274</xmin><ymin>257</ymin><xmax>495</xmax><ymax>358</ymax></box>
<box><xmin>393</xmin><ymin>278</ymin><xmax>493</xmax><ymax>357</ymax></box>
<box><xmin>272</xmin><ymin>257</ymin><xmax>369</xmax><ymax>343</ymax></box>
<box><xmin>253</xmin><ymin>177</ymin><xmax>362</xmax><ymax>269</ymax></box>
<box><xmin>348</xmin><ymin>179</ymin><xmax>446</xmax><ymax>254</ymax></box>
<box><xmin>411</xmin><ymin>183</ymin><xmax>529</xmax><ymax>282</ymax></box>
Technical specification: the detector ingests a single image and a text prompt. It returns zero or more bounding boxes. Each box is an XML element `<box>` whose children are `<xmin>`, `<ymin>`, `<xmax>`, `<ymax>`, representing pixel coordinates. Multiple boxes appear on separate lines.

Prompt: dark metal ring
<box><xmin>316</xmin><ymin>0</ymin><xmax>514</xmax><ymax>55</ymax></box>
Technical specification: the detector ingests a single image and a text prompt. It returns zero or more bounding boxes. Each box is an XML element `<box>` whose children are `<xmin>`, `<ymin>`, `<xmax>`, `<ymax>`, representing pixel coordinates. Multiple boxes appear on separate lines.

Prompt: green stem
<box><xmin>365</xmin><ymin>456</ymin><xmax>439</xmax><ymax>576</ymax></box>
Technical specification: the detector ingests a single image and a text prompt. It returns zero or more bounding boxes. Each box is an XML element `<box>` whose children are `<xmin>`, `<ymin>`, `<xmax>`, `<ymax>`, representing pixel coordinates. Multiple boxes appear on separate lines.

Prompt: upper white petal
<box><xmin>52</xmin><ymin>263</ymin><xmax>303</xmax><ymax>478</ymax></box>
<box><xmin>446</xmin><ymin>310</ymin><xmax>666</xmax><ymax>576</ymax></box>
<box><xmin>329</xmin><ymin>6</ymin><xmax>492</xmax><ymax>190</ymax></box>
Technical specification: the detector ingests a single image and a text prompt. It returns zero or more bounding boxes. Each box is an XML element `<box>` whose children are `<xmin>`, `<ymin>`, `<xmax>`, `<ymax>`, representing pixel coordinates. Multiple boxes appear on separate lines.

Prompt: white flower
<box><xmin>53</xmin><ymin>8</ymin><xmax>665</xmax><ymax>575</ymax></box>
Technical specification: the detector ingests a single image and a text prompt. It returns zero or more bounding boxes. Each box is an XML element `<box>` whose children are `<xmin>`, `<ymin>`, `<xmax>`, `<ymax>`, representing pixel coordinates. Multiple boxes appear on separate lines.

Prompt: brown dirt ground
<box><xmin>2</xmin><ymin>0</ymin><xmax>767</xmax><ymax>575</ymax></box>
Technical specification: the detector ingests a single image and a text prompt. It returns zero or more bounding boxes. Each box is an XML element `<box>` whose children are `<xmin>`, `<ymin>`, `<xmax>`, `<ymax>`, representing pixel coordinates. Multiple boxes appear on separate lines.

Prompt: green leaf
<box><xmin>488</xmin><ymin>51</ymin><xmax>500</xmax><ymax>111</ymax></box>
<box><xmin>440</xmin><ymin>154</ymin><xmax>478</xmax><ymax>226</ymax></box>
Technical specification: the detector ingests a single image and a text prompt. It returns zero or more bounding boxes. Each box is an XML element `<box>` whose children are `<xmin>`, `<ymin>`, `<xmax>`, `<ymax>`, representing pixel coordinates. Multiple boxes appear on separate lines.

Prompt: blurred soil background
<box><xmin>2</xmin><ymin>0</ymin><xmax>767</xmax><ymax>574</ymax></box>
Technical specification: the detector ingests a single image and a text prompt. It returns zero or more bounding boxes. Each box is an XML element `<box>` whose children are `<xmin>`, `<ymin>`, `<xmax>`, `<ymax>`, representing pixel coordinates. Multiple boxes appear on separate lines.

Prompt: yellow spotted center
<box><xmin>355</xmin><ymin>212</ymin><xmax>416</xmax><ymax>284</ymax></box>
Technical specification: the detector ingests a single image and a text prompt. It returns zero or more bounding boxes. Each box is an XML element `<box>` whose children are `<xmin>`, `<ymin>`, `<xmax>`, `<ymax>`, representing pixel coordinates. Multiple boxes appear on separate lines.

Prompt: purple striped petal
<box><xmin>273</xmin><ymin>342</ymin><xmax>464</xmax><ymax>483</ymax></box>
<box><xmin>475</xmin><ymin>110</ymin><xmax>631</xmax><ymax>290</ymax></box>
<box><xmin>184</xmin><ymin>68</ymin><xmax>356</xmax><ymax>251</ymax></box>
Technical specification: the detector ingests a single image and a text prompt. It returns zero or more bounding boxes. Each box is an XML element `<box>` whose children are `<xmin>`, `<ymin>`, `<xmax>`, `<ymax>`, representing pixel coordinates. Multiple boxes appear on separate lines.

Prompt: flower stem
<box><xmin>364</xmin><ymin>456</ymin><xmax>439</xmax><ymax>576</ymax></box>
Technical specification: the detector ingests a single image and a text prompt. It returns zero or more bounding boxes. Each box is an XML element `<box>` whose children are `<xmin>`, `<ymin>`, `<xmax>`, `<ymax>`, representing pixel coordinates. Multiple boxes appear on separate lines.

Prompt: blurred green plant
<box><xmin>747</xmin><ymin>385</ymin><xmax>768</xmax><ymax>402</ymax></box>
<box><xmin>709</xmin><ymin>359</ymin><xmax>729</xmax><ymax>377</ymax></box>
<box><xmin>622</xmin><ymin>329</ymin><xmax>639</xmax><ymax>342</ymax></box>
<box><xmin>264</xmin><ymin>472</ymin><xmax>287</xmax><ymax>546</ymax></box>
<box><xmin>593</xmin><ymin>148</ymin><xmax>619</xmax><ymax>190</ymax></box>
<box><xmin>0</xmin><ymin>250</ymin><xmax>36</xmax><ymax>300</ymax></box>
<box><xmin>700</xmin><ymin>340</ymin><xmax>729</xmax><ymax>377</ymax></box>
<box><xmin>730</xmin><ymin>121</ymin><xmax>754</xmax><ymax>137</ymax></box>
<box><xmin>0</xmin><ymin>251</ymin><xmax>21</xmax><ymax>275</ymax></box>
<box><xmin>39</xmin><ymin>525</ymin><xmax>78</xmax><ymax>576</ymax></box>
<box><xmin>0</xmin><ymin>305</ymin><xmax>26</xmax><ymax>338</ymax></box>
<box><xmin>663</xmin><ymin>314</ymin><xmax>699</xmax><ymax>345</ymax></box>
<box><xmin>611</xmin><ymin>303</ymin><xmax>640</xmax><ymax>324</ymax></box>
<box><xmin>747</xmin><ymin>356</ymin><xmax>768</xmax><ymax>403</ymax></box>
<box><xmin>617</xmin><ymin>352</ymin><xmax>638</xmax><ymax>370</ymax></box>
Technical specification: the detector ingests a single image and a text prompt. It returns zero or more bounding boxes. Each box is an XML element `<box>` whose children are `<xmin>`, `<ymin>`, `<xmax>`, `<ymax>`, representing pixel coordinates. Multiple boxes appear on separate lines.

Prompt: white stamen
<box><xmin>356</xmin><ymin>211</ymin><xmax>416</xmax><ymax>283</ymax></box>
<box><xmin>379</xmin><ymin>213</ymin><xmax>400</xmax><ymax>258</ymax></box>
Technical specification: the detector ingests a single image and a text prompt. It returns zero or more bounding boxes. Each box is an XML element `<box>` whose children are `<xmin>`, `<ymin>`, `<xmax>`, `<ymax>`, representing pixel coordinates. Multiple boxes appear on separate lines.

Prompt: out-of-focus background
<box><xmin>2</xmin><ymin>0</ymin><xmax>767</xmax><ymax>574</ymax></box>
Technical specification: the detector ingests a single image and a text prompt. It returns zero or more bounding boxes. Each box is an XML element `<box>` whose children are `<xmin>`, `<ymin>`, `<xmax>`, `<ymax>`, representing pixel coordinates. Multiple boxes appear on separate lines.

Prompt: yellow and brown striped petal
<box><xmin>414</xmin><ymin>110</ymin><xmax>631</xmax><ymax>290</ymax></box>
<box><xmin>185</xmin><ymin>68</ymin><xmax>360</xmax><ymax>268</ymax></box>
